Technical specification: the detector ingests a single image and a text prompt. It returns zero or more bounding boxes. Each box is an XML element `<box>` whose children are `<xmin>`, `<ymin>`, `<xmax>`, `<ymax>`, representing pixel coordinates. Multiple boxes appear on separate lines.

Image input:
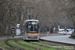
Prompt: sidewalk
<box><xmin>0</xmin><ymin>36</ymin><xmax>23</xmax><ymax>41</ymax></box>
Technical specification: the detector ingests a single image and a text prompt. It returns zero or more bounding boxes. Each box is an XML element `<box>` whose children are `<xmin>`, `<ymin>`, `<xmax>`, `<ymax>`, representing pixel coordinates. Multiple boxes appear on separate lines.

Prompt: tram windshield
<box><xmin>26</xmin><ymin>25</ymin><xmax>39</xmax><ymax>33</ymax></box>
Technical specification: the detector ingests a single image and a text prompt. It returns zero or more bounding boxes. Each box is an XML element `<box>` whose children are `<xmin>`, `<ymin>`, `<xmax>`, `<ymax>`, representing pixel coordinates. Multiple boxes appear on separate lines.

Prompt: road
<box><xmin>40</xmin><ymin>35</ymin><xmax>75</xmax><ymax>45</ymax></box>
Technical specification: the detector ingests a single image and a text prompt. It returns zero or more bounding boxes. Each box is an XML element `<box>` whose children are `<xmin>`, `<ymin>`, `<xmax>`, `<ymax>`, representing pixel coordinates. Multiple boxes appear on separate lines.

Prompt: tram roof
<box><xmin>24</xmin><ymin>19</ymin><xmax>39</xmax><ymax>23</ymax></box>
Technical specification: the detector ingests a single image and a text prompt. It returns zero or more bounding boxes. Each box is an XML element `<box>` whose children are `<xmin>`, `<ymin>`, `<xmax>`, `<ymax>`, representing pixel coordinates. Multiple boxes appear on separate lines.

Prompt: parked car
<box><xmin>58</xmin><ymin>29</ymin><xmax>73</xmax><ymax>35</ymax></box>
<box><xmin>72</xmin><ymin>29</ymin><xmax>74</xmax><ymax>33</ymax></box>
<box><xmin>67</xmin><ymin>29</ymin><xmax>72</xmax><ymax>34</ymax></box>
<box><xmin>63</xmin><ymin>29</ymin><xmax>72</xmax><ymax>35</ymax></box>
<box><xmin>58</xmin><ymin>29</ymin><xmax>65</xmax><ymax>34</ymax></box>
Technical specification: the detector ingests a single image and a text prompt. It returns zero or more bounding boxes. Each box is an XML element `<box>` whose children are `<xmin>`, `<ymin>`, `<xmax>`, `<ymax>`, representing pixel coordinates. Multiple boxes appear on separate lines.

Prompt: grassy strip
<box><xmin>31</xmin><ymin>42</ymin><xmax>52</xmax><ymax>47</ymax></box>
<box><xmin>8</xmin><ymin>40</ymin><xmax>35</xmax><ymax>50</ymax></box>
<box><xmin>40</xmin><ymin>41</ymin><xmax>74</xmax><ymax>49</ymax></box>
<box><xmin>40</xmin><ymin>41</ymin><xmax>59</xmax><ymax>46</ymax></box>
<box><xmin>31</xmin><ymin>42</ymin><xmax>72</xmax><ymax>50</ymax></box>
<box><xmin>0</xmin><ymin>38</ymin><xmax>72</xmax><ymax>50</ymax></box>
<box><xmin>18</xmin><ymin>40</ymin><xmax>56</xmax><ymax>50</ymax></box>
<box><xmin>0</xmin><ymin>40</ymin><xmax>18</xmax><ymax>50</ymax></box>
<box><xmin>0</xmin><ymin>40</ymin><xmax>9</xmax><ymax>50</ymax></box>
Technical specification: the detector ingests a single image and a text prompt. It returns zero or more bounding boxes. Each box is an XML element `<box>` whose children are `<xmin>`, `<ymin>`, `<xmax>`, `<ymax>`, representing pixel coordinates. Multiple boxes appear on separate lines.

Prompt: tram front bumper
<box><xmin>25</xmin><ymin>36</ymin><xmax>39</xmax><ymax>40</ymax></box>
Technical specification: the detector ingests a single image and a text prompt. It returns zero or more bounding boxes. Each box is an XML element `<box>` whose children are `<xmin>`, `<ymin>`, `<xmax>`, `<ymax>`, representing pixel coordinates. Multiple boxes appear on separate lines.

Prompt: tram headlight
<box><xmin>26</xmin><ymin>33</ymin><xmax>28</xmax><ymax>35</ymax></box>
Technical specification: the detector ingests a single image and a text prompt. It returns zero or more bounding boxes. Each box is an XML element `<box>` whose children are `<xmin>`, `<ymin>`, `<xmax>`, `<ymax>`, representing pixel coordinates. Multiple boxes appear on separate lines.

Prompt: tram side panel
<box><xmin>23</xmin><ymin>25</ymin><xmax>26</xmax><ymax>40</ymax></box>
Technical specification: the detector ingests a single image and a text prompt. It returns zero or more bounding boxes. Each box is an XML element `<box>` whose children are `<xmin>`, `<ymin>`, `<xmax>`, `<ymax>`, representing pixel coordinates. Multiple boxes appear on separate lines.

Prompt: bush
<box><xmin>0</xmin><ymin>33</ymin><xmax>12</xmax><ymax>36</ymax></box>
<box><xmin>71</xmin><ymin>33</ymin><xmax>75</xmax><ymax>37</ymax></box>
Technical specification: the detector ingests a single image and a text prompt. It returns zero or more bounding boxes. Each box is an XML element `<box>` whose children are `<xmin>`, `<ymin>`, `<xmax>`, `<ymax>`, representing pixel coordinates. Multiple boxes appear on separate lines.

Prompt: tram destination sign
<box><xmin>27</xmin><ymin>21</ymin><xmax>38</xmax><ymax>24</ymax></box>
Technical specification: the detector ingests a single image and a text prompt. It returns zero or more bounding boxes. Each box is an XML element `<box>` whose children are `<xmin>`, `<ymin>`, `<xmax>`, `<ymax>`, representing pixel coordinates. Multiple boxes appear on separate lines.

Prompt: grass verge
<box><xmin>0</xmin><ymin>38</ymin><xmax>74</xmax><ymax>50</ymax></box>
<box><xmin>0</xmin><ymin>40</ymin><xmax>18</xmax><ymax>50</ymax></box>
<box><xmin>8</xmin><ymin>40</ymin><xmax>35</xmax><ymax>50</ymax></box>
<box><xmin>18</xmin><ymin>40</ymin><xmax>56</xmax><ymax>50</ymax></box>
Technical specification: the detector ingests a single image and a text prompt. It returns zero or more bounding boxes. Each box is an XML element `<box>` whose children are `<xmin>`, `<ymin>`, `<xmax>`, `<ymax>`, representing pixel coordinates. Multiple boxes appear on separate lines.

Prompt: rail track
<box><xmin>14</xmin><ymin>40</ymin><xmax>40</xmax><ymax>50</ymax></box>
<box><xmin>4</xmin><ymin>38</ymin><xmax>75</xmax><ymax>50</ymax></box>
<box><xmin>5</xmin><ymin>39</ymin><xmax>24</xmax><ymax>50</ymax></box>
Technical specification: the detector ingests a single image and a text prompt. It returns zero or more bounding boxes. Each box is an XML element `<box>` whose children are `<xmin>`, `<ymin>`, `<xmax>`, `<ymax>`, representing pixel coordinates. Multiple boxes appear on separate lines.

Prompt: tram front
<box><xmin>23</xmin><ymin>20</ymin><xmax>40</xmax><ymax>40</ymax></box>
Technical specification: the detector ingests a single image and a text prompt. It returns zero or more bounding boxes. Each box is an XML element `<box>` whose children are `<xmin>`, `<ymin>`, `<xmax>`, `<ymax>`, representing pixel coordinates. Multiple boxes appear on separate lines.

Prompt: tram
<box><xmin>23</xmin><ymin>19</ymin><xmax>40</xmax><ymax>41</ymax></box>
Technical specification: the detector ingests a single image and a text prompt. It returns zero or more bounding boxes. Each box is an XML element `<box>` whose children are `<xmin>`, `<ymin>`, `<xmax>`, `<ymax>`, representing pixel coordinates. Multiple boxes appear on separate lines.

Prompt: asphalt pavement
<box><xmin>40</xmin><ymin>35</ymin><xmax>75</xmax><ymax>45</ymax></box>
<box><xmin>0</xmin><ymin>36</ymin><xmax>23</xmax><ymax>41</ymax></box>
<box><xmin>0</xmin><ymin>37</ymin><xmax>8</xmax><ymax>41</ymax></box>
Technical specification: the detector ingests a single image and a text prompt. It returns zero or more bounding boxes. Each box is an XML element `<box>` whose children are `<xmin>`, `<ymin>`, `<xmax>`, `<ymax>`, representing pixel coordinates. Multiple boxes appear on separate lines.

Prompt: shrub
<box><xmin>71</xmin><ymin>33</ymin><xmax>75</xmax><ymax>37</ymax></box>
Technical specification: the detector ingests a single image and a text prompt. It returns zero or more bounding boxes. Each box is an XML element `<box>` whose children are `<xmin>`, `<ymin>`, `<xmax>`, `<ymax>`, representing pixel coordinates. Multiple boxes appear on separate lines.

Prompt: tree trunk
<box><xmin>74</xmin><ymin>22</ymin><xmax>75</xmax><ymax>33</ymax></box>
<box><xmin>20</xmin><ymin>12</ymin><xmax>23</xmax><ymax>27</ymax></box>
<box><xmin>1</xmin><ymin>11</ymin><xmax>7</xmax><ymax>36</ymax></box>
<box><xmin>71</xmin><ymin>15</ymin><xmax>75</xmax><ymax>33</ymax></box>
<box><xmin>7</xmin><ymin>9</ymin><xmax>13</xmax><ymax>36</ymax></box>
<box><xmin>7</xmin><ymin>22</ymin><xmax>11</xmax><ymax>36</ymax></box>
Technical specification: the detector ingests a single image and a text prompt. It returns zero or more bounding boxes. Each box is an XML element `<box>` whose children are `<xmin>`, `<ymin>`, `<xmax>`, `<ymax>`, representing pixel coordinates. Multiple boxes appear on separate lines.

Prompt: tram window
<box><xmin>34</xmin><ymin>25</ymin><xmax>38</xmax><ymax>31</ymax></box>
<box><xmin>28</xmin><ymin>25</ymin><xmax>32</xmax><ymax>31</ymax></box>
<box><xmin>27</xmin><ymin>25</ymin><xmax>39</xmax><ymax>33</ymax></box>
<box><xmin>27</xmin><ymin>25</ymin><xmax>33</xmax><ymax>31</ymax></box>
<box><xmin>28</xmin><ymin>25</ymin><xmax>31</xmax><ymax>28</ymax></box>
<box><xmin>30</xmin><ymin>25</ymin><xmax>33</xmax><ymax>31</ymax></box>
